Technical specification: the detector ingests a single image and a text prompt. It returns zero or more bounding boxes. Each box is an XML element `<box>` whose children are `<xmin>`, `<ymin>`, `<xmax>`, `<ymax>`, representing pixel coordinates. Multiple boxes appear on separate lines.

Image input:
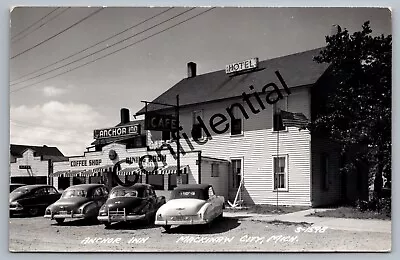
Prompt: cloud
<box><xmin>42</xmin><ymin>86</ymin><xmax>68</xmax><ymax>97</ymax></box>
<box><xmin>10</xmin><ymin>101</ymin><xmax>106</xmax><ymax>156</ymax></box>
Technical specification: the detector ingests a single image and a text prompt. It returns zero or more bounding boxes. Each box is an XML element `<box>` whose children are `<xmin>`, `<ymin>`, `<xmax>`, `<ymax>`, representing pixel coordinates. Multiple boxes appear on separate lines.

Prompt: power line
<box><xmin>11</xmin><ymin>7</ymin><xmax>60</xmax><ymax>40</ymax></box>
<box><xmin>10</xmin><ymin>7</ymin><xmax>216</xmax><ymax>94</ymax></box>
<box><xmin>10</xmin><ymin>7</ymin><xmax>104</xmax><ymax>60</ymax></box>
<box><xmin>10</xmin><ymin>7</ymin><xmax>174</xmax><ymax>85</ymax></box>
<box><xmin>10</xmin><ymin>7</ymin><xmax>197</xmax><ymax>89</ymax></box>
<box><xmin>12</xmin><ymin>7</ymin><xmax>71</xmax><ymax>44</ymax></box>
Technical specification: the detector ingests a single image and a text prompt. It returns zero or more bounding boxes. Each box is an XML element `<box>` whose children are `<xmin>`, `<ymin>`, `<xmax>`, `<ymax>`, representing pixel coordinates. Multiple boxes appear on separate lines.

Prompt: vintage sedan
<box><xmin>10</xmin><ymin>185</ymin><xmax>61</xmax><ymax>216</ymax></box>
<box><xmin>155</xmin><ymin>184</ymin><xmax>225</xmax><ymax>232</ymax></box>
<box><xmin>98</xmin><ymin>184</ymin><xmax>166</xmax><ymax>227</ymax></box>
<box><xmin>44</xmin><ymin>184</ymin><xmax>109</xmax><ymax>224</ymax></box>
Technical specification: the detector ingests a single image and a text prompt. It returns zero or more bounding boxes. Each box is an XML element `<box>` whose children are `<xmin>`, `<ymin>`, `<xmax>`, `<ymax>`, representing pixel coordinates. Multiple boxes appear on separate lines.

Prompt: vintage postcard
<box><xmin>9</xmin><ymin>7</ymin><xmax>391</xmax><ymax>252</ymax></box>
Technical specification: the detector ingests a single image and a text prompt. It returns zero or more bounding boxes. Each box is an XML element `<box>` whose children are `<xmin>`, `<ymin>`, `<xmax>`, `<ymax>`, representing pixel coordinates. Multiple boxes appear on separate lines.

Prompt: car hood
<box><xmin>160</xmin><ymin>198</ymin><xmax>206</xmax><ymax>215</ymax></box>
<box><xmin>50</xmin><ymin>197</ymin><xmax>90</xmax><ymax>210</ymax></box>
<box><xmin>103</xmin><ymin>197</ymin><xmax>144</xmax><ymax>211</ymax></box>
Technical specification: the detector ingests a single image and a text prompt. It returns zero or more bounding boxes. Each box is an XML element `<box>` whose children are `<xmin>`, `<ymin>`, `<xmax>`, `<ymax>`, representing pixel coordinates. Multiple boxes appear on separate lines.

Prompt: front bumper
<box><xmin>98</xmin><ymin>214</ymin><xmax>146</xmax><ymax>223</ymax></box>
<box><xmin>9</xmin><ymin>207</ymin><xmax>24</xmax><ymax>212</ymax></box>
<box><xmin>44</xmin><ymin>212</ymin><xmax>85</xmax><ymax>219</ymax></box>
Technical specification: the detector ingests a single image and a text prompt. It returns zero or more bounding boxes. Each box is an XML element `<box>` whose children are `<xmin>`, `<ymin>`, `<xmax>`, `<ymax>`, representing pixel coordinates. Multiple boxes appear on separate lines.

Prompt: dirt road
<box><xmin>9</xmin><ymin>215</ymin><xmax>391</xmax><ymax>252</ymax></box>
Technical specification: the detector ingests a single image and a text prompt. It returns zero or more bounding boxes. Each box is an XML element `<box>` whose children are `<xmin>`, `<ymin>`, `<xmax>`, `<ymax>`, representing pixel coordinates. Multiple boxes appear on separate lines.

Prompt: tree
<box><xmin>312</xmin><ymin>21</ymin><xmax>391</xmax><ymax>201</ymax></box>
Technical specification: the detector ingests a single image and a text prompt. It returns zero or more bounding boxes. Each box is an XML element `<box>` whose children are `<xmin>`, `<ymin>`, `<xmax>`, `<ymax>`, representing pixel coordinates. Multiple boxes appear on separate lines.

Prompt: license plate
<box><xmin>172</xmin><ymin>215</ymin><xmax>187</xmax><ymax>221</ymax></box>
<box><xmin>59</xmin><ymin>211</ymin><xmax>68</xmax><ymax>215</ymax></box>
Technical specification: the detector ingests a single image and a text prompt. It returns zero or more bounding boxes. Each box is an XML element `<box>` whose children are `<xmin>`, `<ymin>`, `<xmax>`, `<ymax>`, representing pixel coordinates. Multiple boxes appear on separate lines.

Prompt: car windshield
<box><xmin>171</xmin><ymin>189</ymin><xmax>206</xmax><ymax>200</ymax></box>
<box><xmin>62</xmin><ymin>189</ymin><xmax>87</xmax><ymax>198</ymax></box>
<box><xmin>109</xmin><ymin>189</ymin><xmax>138</xmax><ymax>199</ymax></box>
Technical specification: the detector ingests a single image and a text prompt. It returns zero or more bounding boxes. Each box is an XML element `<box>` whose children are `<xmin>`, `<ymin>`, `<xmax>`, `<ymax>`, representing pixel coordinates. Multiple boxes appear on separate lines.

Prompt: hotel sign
<box><xmin>93</xmin><ymin>125</ymin><xmax>140</xmax><ymax>139</ymax></box>
<box><xmin>225</xmin><ymin>58</ymin><xmax>259</xmax><ymax>74</ymax></box>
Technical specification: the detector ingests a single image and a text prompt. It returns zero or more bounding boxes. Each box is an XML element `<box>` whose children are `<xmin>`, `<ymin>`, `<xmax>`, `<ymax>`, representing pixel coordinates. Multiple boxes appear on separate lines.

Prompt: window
<box><xmin>162</xmin><ymin>131</ymin><xmax>171</xmax><ymax>141</ymax></box>
<box><xmin>231</xmin><ymin>159</ymin><xmax>242</xmax><ymax>189</ymax></box>
<box><xmin>273</xmin><ymin>96</ymin><xmax>288</xmax><ymax>131</ymax></box>
<box><xmin>192</xmin><ymin>110</ymin><xmax>204</xmax><ymax>140</ymax></box>
<box><xmin>34</xmin><ymin>188</ymin><xmax>47</xmax><ymax>196</ymax></box>
<box><xmin>101</xmin><ymin>187</ymin><xmax>109</xmax><ymax>196</ymax></box>
<box><xmin>273</xmin><ymin>155</ymin><xmax>288</xmax><ymax>191</ymax></box>
<box><xmin>47</xmin><ymin>187</ymin><xmax>58</xmax><ymax>194</ymax></box>
<box><xmin>321</xmin><ymin>154</ymin><xmax>329</xmax><ymax>190</ymax></box>
<box><xmin>230</xmin><ymin>107</ymin><xmax>243</xmax><ymax>136</ymax></box>
<box><xmin>211</xmin><ymin>163</ymin><xmax>219</xmax><ymax>177</ymax></box>
<box><xmin>93</xmin><ymin>188</ymin><xmax>103</xmax><ymax>198</ymax></box>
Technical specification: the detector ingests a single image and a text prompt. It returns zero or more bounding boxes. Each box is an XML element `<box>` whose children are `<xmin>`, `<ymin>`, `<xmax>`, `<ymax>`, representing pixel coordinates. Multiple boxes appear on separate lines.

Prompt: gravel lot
<box><xmin>9</xmin><ymin>214</ymin><xmax>391</xmax><ymax>252</ymax></box>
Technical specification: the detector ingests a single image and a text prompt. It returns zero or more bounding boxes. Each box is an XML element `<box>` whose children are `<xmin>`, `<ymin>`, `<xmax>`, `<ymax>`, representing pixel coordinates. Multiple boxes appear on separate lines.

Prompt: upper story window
<box><xmin>273</xmin><ymin>96</ymin><xmax>288</xmax><ymax>131</ymax></box>
<box><xmin>230</xmin><ymin>106</ymin><xmax>243</xmax><ymax>136</ymax></box>
<box><xmin>192</xmin><ymin>110</ymin><xmax>204</xmax><ymax>140</ymax></box>
<box><xmin>211</xmin><ymin>163</ymin><xmax>219</xmax><ymax>177</ymax></box>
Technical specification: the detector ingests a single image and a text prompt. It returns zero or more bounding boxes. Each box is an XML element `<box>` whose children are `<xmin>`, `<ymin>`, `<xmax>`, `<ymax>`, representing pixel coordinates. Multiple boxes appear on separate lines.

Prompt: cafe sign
<box><xmin>145</xmin><ymin>113</ymin><xmax>177</xmax><ymax>131</ymax></box>
<box><xmin>225</xmin><ymin>57</ymin><xmax>259</xmax><ymax>74</ymax></box>
<box><xmin>93</xmin><ymin>125</ymin><xmax>140</xmax><ymax>139</ymax></box>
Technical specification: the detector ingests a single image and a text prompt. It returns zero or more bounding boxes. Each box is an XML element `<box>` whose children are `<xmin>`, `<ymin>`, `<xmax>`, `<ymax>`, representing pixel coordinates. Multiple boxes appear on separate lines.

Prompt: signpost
<box><xmin>142</xmin><ymin>95</ymin><xmax>181</xmax><ymax>178</ymax></box>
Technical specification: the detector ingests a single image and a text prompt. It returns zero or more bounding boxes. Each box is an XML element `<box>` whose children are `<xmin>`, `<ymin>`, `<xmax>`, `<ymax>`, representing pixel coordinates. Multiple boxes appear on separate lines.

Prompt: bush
<box><xmin>356</xmin><ymin>197</ymin><xmax>391</xmax><ymax>216</ymax></box>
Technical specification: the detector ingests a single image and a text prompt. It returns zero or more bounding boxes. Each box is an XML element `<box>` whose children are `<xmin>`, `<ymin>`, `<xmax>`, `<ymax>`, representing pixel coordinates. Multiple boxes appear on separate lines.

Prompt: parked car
<box><xmin>9</xmin><ymin>184</ymin><xmax>61</xmax><ymax>216</ymax></box>
<box><xmin>98</xmin><ymin>184</ymin><xmax>166</xmax><ymax>227</ymax></box>
<box><xmin>154</xmin><ymin>184</ymin><xmax>225</xmax><ymax>232</ymax></box>
<box><xmin>10</xmin><ymin>183</ymin><xmax>26</xmax><ymax>192</ymax></box>
<box><xmin>44</xmin><ymin>184</ymin><xmax>109</xmax><ymax>224</ymax></box>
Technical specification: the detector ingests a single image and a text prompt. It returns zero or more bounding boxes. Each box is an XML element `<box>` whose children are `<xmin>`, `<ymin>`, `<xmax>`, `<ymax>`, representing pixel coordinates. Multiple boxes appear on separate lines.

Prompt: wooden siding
<box><xmin>311</xmin><ymin>137</ymin><xmax>342</xmax><ymax>206</ymax></box>
<box><xmin>148</xmin><ymin>87</ymin><xmax>313</xmax><ymax>206</ymax></box>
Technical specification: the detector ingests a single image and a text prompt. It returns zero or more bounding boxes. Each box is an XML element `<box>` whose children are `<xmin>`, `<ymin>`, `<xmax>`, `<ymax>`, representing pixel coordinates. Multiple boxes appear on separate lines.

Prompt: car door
<box><xmin>30</xmin><ymin>187</ymin><xmax>48</xmax><ymax>209</ymax></box>
<box><xmin>46</xmin><ymin>187</ymin><xmax>61</xmax><ymax>204</ymax></box>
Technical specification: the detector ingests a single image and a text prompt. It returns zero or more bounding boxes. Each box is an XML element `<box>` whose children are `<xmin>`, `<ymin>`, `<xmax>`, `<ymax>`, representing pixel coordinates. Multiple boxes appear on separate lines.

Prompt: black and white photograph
<box><xmin>8</xmin><ymin>6</ymin><xmax>392</xmax><ymax>252</ymax></box>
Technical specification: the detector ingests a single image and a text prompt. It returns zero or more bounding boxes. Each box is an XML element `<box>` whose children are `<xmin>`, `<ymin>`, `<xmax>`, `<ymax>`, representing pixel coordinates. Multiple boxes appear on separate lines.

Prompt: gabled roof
<box><xmin>10</xmin><ymin>144</ymin><xmax>68</xmax><ymax>162</ymax></box>
<box><xmin>137</xmin><ymin>47</ymin><xmax>329</xmax><ymax>114</ymax></box>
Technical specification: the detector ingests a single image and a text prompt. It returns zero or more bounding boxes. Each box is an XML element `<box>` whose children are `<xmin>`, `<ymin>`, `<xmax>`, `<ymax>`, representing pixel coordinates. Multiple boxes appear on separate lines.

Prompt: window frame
<box><xmin>229</xmin><ymin>106</ymin><xmax>244</xmax><ymax>137</ymax></box>
<box><xmin>192</xmin><ymin>110</ymin><xmax>205</xmax><ymax>140</ymax></box>
<box><xmin>272</xmin><ymin>95</ymin><xmax>289</xmax><ymax>132</ymax></box>
<box><xmin>272</xmin><ymin>154</ymin><xmax>289</xmax><ymax>192</ymax></box>
<box><xmin>230</xmin><ymin>157</ymin><xmax>243</xmax><ymax>189</ymax></box>
<box><xmin>211</xmin><ymin>163</ymin><xmax>219</xmax><ymax>177</ymax></box>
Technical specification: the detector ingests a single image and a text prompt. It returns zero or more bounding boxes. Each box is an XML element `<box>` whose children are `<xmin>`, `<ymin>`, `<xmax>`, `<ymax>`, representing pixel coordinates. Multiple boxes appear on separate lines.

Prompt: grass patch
<box><xmin>225</xmin><ymin>204</ymin><xmax>309</xmax><ymax>215</ymax></box>
<box><xmin>307</xmin><ymin>207</ymin><xmax>391</xmax><ymax>220</ymax></box>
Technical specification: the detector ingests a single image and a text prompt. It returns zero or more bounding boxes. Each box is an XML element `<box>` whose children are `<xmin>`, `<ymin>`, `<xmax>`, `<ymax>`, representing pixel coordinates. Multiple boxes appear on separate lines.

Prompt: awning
<box><xmin>93</xmin><ymin>165</ymin><xmax>114</xmax><ymax>173</ymax></box>
<box><xmin>50</xmin><ymin>170</ymin><xmax>69</xmax><ymax>177</ymax></box>
<box><xmin>80</xmin><ymin>169</ymin><xmax>101</xmax><ymax>177</ymax></box>
<box><xmin>118</xmin><ymin>167</ymin><xmax>140</xmax><ymax>176</ymax></box>
<box><xmin>159</xmin><ymin>165</ymin><xmax>189</xmax><ymax>174</ymax></box>
<box><xmin>65</xmin><ymin>170</ymin><xmax>84</xmax><ymax>177</ymax></box>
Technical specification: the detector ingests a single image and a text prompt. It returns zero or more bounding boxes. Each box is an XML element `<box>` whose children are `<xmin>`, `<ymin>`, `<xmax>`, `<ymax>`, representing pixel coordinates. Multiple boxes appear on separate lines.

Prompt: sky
<box><xmin>9</xmin><ymin>7</ymin><xmax>392</xmax><ymax>156</ymax></box>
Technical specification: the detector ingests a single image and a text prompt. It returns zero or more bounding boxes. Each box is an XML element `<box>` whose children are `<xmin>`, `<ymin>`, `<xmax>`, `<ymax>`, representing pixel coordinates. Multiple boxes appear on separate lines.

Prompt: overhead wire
<box><xmin>10</xmin><ymin>7</ymin><xmax>104</xmax><ymax>60</ymax></box>
<box><xmin>12</xmin><ymin>7</ymin><xmax>71</xmax><ymax>43</ymax></box>
<box><xmin>10</xmin><ymin>7</ymin><xmax>174</xmax><ymax>84</ymax></box>
<box><xmin>10</xmin><ymin>7</ymin><xmax>216</xmax><ymax>93</ymax></box>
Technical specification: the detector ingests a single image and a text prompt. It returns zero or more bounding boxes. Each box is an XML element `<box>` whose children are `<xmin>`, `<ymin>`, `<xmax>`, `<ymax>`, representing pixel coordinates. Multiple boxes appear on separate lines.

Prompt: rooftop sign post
<box><xmin>141</xmin><ymin>95</ymin><xmax>182</xmax><ymax>180</ymax></box>
<box><xmin>225</xmin><ymin>57</ymin><xmax>259</xmax><ymax>74</ymax></box>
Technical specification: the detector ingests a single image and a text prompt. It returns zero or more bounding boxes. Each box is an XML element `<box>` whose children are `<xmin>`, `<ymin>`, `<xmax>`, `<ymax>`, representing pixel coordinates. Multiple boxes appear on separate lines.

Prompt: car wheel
<box><xmin>55</xmin><ymin>218</ymin><xmax>65</xmax><ymax>224</ymax></box>
<box><xmin>28</xmin><ymin>208</ymin><xmax>39</xmax><ymax>217</ymax></box>
<box><xmin>163</xmin><ymin>225</ymin><xmax>171</xmax><ymax>232</ymax></box>
<box><xmin>104</xmin><ymin>222</ymin><xmax>111</xmax><ymax>228</ymax></box>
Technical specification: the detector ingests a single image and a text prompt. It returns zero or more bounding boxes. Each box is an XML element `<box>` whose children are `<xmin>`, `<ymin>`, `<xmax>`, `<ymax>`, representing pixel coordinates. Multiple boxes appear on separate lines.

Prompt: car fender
<box><xmin>198</xmin><ymin>202</ymin><xmax>212</xmax><ymax>220</ymax></box>
<box><xmin>79</xmin><ymin>201</ymin><xmax>98</xmax><ymax>216</ymax></box>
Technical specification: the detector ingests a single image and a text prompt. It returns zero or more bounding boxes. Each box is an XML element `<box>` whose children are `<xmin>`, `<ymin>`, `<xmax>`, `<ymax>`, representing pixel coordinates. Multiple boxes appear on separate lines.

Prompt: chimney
<box><xmin>187</xmin><ymin>62</ymin><xmax>196</xmax><ymax>78</ymax></box>
<box><xmin>120</xmin><ymin>108</ymin><xmax>130</xmax><ymax>124</ymax></box>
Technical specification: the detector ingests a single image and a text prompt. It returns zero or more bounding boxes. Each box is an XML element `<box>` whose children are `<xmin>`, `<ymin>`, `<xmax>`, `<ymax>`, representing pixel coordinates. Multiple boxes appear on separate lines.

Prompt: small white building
<box><xmin>10</xmin><ymin>144</ymin><xmax>67</xmax><ymax>185</ymax></box>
